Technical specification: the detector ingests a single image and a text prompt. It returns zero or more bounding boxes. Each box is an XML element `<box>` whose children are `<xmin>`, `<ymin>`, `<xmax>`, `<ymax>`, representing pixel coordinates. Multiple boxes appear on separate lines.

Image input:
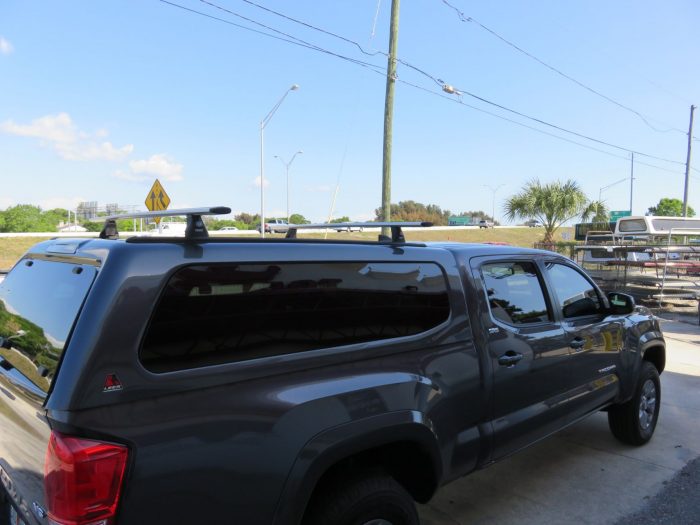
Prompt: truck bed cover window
<box><xmin>140</xmin><ymin>262</ymin><xmax>450</xmax><ymax>372</ymax></box>
<box><xmin>0</xmin><ymin>258</ymin><xmax>97</xmax><ymax>393</ymax></box>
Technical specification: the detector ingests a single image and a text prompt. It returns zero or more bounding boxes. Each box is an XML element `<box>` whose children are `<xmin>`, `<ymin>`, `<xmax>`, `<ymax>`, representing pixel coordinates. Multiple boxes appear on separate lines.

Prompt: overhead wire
<box><xmin>162</xmin><ymin>0</ymin><xmax>690</xmax><ymax>175</ymax></box>
<box><xmin>212</xmin><ymin>0</ymin><xmax>687</xmax><ymax>167</ymax></box>
<box><xmin>439</xmin><ymin>0</ymin><xmax>690</xmax><ymax>136</ymax></box>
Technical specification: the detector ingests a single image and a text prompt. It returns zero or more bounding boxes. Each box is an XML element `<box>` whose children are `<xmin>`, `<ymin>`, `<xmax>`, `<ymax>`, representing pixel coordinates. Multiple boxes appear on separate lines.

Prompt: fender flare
<box><xmin>272</xmin><ymin>410</ymin><xmax>443</xmax><ymax>525</ymax></box>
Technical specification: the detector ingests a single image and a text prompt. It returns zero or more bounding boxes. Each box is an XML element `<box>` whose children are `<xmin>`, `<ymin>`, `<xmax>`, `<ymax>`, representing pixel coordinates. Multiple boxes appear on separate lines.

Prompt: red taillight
<box><xmin>44</xmin><ymin>431</ymin><xmax>129</xmax><ymax>525</ymax></box>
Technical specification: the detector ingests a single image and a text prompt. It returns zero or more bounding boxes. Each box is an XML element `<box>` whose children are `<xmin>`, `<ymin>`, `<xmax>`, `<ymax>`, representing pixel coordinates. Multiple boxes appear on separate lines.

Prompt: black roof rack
<box><xmin>100</xmin><ymin>207</ymin><xmax>231</xmax><ymax>240</ymax></box>
<box><xmin>285</xmin><ymin>221</ymin><xmax>432</xmax><ymax>242</ymax></box>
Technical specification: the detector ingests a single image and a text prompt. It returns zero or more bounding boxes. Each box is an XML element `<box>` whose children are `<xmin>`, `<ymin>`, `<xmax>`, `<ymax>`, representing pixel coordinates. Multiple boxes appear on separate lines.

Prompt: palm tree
<box><xmin>504</xmin><ymin>179</ymin><xmax>600</xmax><ymax>243</ymax></box>
<box><xmin>581</xmin><ymin>200</ymin><xmax>610</xmax><ymax>224</ymax></box>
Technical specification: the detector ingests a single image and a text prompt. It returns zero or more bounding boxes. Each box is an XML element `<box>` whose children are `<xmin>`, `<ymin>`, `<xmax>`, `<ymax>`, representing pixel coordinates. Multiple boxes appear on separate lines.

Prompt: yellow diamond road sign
<box><xmin>145</xmin><ymin>179</ymin><xmax>171</xmax><ymax>224</ymax></box>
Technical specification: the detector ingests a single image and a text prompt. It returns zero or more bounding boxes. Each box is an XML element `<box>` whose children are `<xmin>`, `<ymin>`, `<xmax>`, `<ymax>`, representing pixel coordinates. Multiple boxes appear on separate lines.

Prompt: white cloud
<box><xmin>0</xmin><ymin>112</ymin><xmax>133</xmax><ymax>162</ymax></box>
<box><xmin>129</xmin><ymin>154</ymin><xmax>183</xmax><ymax>181</ymax></box>
<box><xmin>58</xmin><ymin>141</ymin><xmax>133</xmax><ymax>161</ymax></box>
<box><xmin>112</xmin><ymin>170</ymin><xmax>149</xmax><ymax>182</ymax></box>
<box><xmin>1</xmin><ymin>113</ymin><xmax>76</xmax><ymax>143</ymax></box>
<box><xmin>251</xmin><ymin>176</ymin><xmax>270</xmax><ymax>189</ymax></box>
<box><xmin>0</xmin><ymin>37</ymin><xmax>13</xmax><ymax>55</ymax></box>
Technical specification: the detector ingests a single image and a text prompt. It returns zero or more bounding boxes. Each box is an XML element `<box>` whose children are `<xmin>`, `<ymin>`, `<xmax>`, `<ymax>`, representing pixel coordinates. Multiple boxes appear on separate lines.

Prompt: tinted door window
<box><xmin>545</xmin><ymin>263</ymin><xmax>601</xmax><ymax>318</ymax></box>
<box><xmin>141</xmin><ymin>262</ymin><xmax>450</xmax><ymax>372</ymax></box>
<box><xmin>481</xmin><ymin>262</ymin><xmax>550</xmax><ymax>325</ymax></box>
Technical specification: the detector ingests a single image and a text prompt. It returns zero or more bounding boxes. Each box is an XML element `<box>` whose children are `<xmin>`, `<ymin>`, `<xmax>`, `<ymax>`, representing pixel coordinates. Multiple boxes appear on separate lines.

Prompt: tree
<box><xmin>374</xmin><ymin>200</ymin><xmax>451</xmax><ymax>225</ymax></box>
<box><xmin>330</xmin><ymin>216</ymin><xmax>351</xmax><ymax>223</ymax></box>
<box><xmin>581</xmin><ymin>200</ymin><xmax>610</xmax><ymax>224</ymax></box>
<box><xmin>503</xmin><ymin>179</ymin><xmax>595</xmax><ymax>243</ymax></box>
<box><xmin>288</xmin><ymin>213</ymin><xmax>310</xmax><ymax>224</ymax></box>
<box><xmin>0</xmin><ymin>205</ymin><xmax>50</xmax><ymax>232</ymax></box>
<box><xmin>647</xmin><ymin>198</ymin><xmax>695</xmax><ymax>217</ymax></box>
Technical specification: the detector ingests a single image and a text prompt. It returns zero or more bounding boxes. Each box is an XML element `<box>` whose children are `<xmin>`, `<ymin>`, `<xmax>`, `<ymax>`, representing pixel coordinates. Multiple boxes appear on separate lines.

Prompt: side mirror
<box><xmin>608</xmin><ymin>292</ymin><xmax>635</xmax><ymax>315</ymax></box>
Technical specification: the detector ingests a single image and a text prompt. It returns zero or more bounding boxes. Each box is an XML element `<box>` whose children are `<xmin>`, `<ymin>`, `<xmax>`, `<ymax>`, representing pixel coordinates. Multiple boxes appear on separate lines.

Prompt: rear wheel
<box><xmin>608</xmin><ymin>361</ymin><xmax>661</xmax><ymax>445</ymax></box>
<box><xmin>304</xmin><ymin>471</ymin><xmax>418</xmax><ymax>525</ymax></box>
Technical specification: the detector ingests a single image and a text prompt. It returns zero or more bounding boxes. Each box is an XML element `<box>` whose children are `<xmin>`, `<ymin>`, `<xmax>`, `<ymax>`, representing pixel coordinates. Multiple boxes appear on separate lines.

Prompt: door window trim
<box><xmin>540</xmin><ymin>259</ymin><xmax>606</xmax><ymax>322</ymax></box>
<box><xmin>476</xmin><ymin>258</ymin><xmax>555</xmax><ymax>330</ymax></box>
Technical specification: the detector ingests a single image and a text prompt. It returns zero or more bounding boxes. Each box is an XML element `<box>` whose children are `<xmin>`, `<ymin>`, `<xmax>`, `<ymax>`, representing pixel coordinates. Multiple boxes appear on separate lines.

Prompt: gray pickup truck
<box><xmin>0</xmin><ymin>209</ymin><xmax>664</xmax><ymax>525</ymax></box>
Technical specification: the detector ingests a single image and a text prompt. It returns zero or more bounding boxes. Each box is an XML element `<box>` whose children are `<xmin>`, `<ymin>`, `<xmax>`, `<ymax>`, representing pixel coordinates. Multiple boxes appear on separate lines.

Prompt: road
<box><xmin>418</xmin><ymin>318</ymin><xmax>700</xmax><ymax>525</ymax></box>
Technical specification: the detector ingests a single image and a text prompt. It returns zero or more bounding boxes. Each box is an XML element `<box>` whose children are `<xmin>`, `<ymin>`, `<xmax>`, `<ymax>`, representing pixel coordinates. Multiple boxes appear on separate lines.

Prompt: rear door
<box><xmin>541</xmin><ymin>260</ymin><xmax>623</xmax><ymax>419</ymax></box>
<box><xmin>470</xmin><ymin>257</ymin><xmax>572</xmax><ymax>459</ymax></box>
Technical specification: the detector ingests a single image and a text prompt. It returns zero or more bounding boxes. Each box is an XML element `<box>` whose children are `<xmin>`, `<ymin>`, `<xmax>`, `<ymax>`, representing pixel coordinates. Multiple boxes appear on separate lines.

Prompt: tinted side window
<box><xmin>141</xmin><ymin>262</ymin><xmax>450</xmax><ymax>372</ymax></box>
<box><xmin>545</xmin><ymin>263</ymin><xmax>601</xmax><ymax>318</ymax></box>
<box><xmin>481</xmin><ymin>262</ymin><xmax>550</xmax><ymax>325</ymax></box>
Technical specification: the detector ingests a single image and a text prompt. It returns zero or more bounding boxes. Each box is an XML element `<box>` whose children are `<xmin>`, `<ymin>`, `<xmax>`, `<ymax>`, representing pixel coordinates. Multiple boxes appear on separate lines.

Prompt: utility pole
<box><xmin>629</xmin><ymin>152</ymin><xmax>634</xmax><ymax>214</ymax></box>
<box><xmin>381</xmin><ymin>0</ymin><xmax>400</xmax><ymax>237</ymax></box>
<box><xmin>683</xmin><ymin>105</ymin><xmax>696</xmax><ymax>217</ymax></box>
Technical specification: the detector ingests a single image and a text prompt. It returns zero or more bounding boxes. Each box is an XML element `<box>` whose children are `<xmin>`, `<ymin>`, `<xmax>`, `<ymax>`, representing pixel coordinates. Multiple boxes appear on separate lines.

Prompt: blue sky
<box><xmin>1</xmin><ymin>0</ymin><xmax>699</xmax><ymax>222</ymax></box>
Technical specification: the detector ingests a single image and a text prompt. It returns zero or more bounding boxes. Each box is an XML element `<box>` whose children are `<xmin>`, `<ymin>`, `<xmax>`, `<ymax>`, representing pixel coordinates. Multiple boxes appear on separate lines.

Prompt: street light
<box><xmin>598</xmin><ymin>177</ymin><xmax>628</xmax><ymax>202</ymax></box>
<box><xmin>260</xmin><ymin>84</ymin><xmax>299</xmax><ymax>238</ymax></box>
<box><xmin>483</xmin><ymin>184</ymin><xmax>505</xmax><ymax>224</ymax></box>
<box><xmin>274</xmin><ymin>150</ymin><xmax>303</xmax><ymax>223</ymax></box>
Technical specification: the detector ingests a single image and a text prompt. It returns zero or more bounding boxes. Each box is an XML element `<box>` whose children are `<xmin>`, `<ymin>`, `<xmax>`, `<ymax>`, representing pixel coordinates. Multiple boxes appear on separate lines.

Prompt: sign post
<box><xmin>144</xmin><ymin>179</ymin><xmax>171</xmax><ymax>225</ymax></box>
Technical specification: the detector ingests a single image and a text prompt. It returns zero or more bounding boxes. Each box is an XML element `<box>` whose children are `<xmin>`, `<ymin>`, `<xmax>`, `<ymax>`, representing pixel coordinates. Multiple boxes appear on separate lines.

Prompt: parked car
<box><xmin>257</xmin><ymin>219</ymin><xmax>289</xmax><ymax>233</ymax></box>
<box><xmin>479</xmin><ymin>219</ymin><xmax>494</xmax><ymax>228</ymax></box>
<box><xmin>525</xmin><ymin>219</ymin><xmax>542</xmax><ymax>227</ymax></box>
<box><xmin>219</xmin><ymin>226</ymin><xmax>239</xmax><ymax>231</ymax></box>
<box><xmin>0</xmin><ymin>209</ymin><xmax>665</xmax><ymax>525</ymax></box>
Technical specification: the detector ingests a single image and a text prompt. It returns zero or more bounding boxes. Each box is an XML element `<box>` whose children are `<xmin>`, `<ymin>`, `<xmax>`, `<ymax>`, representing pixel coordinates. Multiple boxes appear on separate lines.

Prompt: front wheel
<box><xmin>303</xmin><ymin>471</ymin><xmax>418</xmax><ymax>525</ymax></box>
<box><xmin>608</xmin><ymin>361</ymin><xmax>661</xmax><ymax>445</ymax></box>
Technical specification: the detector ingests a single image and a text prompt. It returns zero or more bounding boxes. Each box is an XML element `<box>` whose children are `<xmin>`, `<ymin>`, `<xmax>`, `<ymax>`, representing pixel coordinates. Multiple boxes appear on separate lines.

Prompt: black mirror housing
<box><xmin>608</xmin><ymin>292</ymin><xmax>635</xmax><ymax>315</ymax></box>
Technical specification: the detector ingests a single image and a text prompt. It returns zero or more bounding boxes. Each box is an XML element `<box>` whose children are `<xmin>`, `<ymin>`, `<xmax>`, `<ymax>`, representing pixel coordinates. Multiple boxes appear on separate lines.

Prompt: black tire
<box><xmin>608</xmin><ymin>361</ymin><xmax>661</xmax><ymax>446</ymax></box>
<box><xmin>304</xmin><ymin>471</ymin><xmax>419</xmax><ymax>525</ymax></box>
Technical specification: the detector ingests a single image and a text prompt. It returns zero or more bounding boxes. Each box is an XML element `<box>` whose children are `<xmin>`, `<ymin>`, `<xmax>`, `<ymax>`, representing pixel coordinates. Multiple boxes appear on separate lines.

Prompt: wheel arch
<box><xmin>640</xmin><ymin>338</ymin><xmax>666</xmax><ymax>374</ymax></box>
<box><xmin>272</xmin><ymin>411</ymin><xmax>443</xmax><ymax>525</ymax></box>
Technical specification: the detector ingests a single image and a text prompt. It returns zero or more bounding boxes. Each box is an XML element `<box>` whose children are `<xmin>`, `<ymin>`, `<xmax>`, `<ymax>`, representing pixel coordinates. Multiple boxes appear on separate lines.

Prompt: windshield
<box><xmin>0</xmin><ymin>258</ymin><xmax>97</xmax><ymax>393</ymax></box>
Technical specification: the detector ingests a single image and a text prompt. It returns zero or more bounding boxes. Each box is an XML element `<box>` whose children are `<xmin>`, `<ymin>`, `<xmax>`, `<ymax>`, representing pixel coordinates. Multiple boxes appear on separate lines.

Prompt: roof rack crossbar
<box><xmin>284</xmin><ymin>221</ymin><xmax>432</xmax><ymax>242</ymax></box>
<box><xmin>99</xmin><ymin>206</ymin><xmax>231</xmax><ymax>240</ymax></box>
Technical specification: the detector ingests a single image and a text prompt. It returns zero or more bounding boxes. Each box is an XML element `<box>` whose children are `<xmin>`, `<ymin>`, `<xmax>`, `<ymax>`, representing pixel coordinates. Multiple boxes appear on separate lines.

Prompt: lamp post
<box><xmin>260</xmin><ymin>84</ymin><xmax>299</xmax><ymax>238</ymax></box>
<box><xmin>483</xmin><ymin>184</ymin><xmax>505</xmax><ymax>224</ymax></box>
<box><xmin>598</xmin><ymin>177</ymin><xmax>628</xmax><ymax>202</ymax></box>
<box><xmin>274</xmin><ymin>150</ymin><xmax>303</xmax><ymax>224</ymax></box>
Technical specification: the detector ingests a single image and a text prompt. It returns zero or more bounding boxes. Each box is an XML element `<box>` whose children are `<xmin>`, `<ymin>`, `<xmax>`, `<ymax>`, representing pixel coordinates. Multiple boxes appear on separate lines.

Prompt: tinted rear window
<box><xmin>141</xmin><ymin>262</ymin><xmax>450</xmax><ymax>372</ymax></box>
<box><xmin>0</xmin><ymin>258</ymin><xmax>96</xmax><ymax>393</ymax></box>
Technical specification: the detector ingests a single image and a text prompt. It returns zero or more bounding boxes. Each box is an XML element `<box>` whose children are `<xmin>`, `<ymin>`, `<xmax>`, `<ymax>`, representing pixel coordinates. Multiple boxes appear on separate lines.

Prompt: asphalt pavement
<box><xmin>418</xmin><ymin>318</ymin><xmax>700</xmax><ymax>525</ymax></box>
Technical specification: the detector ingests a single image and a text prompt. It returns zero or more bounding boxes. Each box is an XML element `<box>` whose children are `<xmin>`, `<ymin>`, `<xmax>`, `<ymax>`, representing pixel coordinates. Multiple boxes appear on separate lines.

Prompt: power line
<box><xmin>439</xmin><ymin>0</ymin><xmax>689</xmax><ymax>135</ymax></box>
<box><xmin>395</xmin><ymin>77</ymin><xmax>687</xmax><ymax>176</ymax></box>
<box><xmin>162</xmin><ymin>0</ymin><xmax>689</xmax><ymax>173</ymax></box>
<box><xmin>160</xmin><ymin>0</ymin><xmax>385</xmax><ymax>74</ymax></box>
<box><xmin>212</xmin><ymin>0</ymin><xmax>687</xmax><ymax>166</ymax></box>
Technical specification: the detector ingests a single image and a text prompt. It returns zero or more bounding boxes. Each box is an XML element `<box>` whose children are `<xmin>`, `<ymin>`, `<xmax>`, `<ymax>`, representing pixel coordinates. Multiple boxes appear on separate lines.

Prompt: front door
<box><xmin>471</xmin><ymin>258</ymin><xmax>572</xmax><ymax>459</ymax></box>
<box><xmin>541</xmin><ymin>261</ymin><xmax>623</xmax><ymax>420</ymax></box>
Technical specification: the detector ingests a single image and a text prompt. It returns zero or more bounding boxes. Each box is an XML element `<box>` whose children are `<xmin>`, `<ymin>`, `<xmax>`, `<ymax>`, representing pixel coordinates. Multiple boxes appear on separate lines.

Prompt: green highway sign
<box><xmin>609</xmin><ymin>210</ymin><xmax>631</xmax><ymax>222</ymax></box>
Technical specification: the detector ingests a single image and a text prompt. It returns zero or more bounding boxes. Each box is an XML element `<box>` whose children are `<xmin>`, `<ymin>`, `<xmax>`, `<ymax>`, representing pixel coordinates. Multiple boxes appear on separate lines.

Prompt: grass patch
<box><xmin>272</xmin><ymin>226</ymin><xmax>573</xmax><ymax>247</ymax></box>
<box><xmin>0</xmin><ymin>237</ymin><xmax>52</xmax><ymax>271</ymax></box>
